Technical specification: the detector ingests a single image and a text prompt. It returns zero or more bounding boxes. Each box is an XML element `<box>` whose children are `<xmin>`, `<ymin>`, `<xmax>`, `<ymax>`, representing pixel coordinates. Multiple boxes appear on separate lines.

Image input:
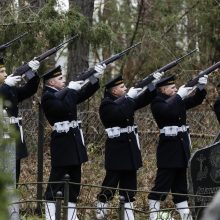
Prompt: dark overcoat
<box><xmin>100</xmin><ymin>88</ymin><xmax>156</xmax><ymax>171</ymax></box>
<box><xmin>41</xmin><ymin>81</ymin><xmax>99</xmax><ymax>167</ymax></box>
<box><xmin>151</xmin><ymin>89</ymin><xmax>207</xmax><ymax>168</ymax></box>
<box><xmin>214</xmin><ymin>96</ymin><xmax>220</xmax><ymax>124</ymax></box>
<box><xmin>0</xmin><ymin>75</ymin><xmax>40</xmax><ymax>160</ymax></box>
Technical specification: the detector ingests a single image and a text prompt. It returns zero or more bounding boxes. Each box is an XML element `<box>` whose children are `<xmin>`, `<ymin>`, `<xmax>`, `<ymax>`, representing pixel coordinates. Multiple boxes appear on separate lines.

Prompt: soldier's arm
<box><xmin>42</xmin><ymin>90</ymin><xmax>78</xmax><ymax>117</ymax></box>
<box><xmin>151</xmin><ymin>95</ymin><xmax>183</xmax><ymax>119</ymax></box>
<box><xmin>214</xmin><ymin>98</ymin><xmax>220</xmax><ymax>124</ymax></box>
<box><xmin>100</xmin><ymin>98</ymin><xmax>136</xmax><ymax>123</ymax></box>
<box><xmin>184</xmin><ymin>88</ymin><xmax>207</xmax><ymax>110</ymax></box>
<box><xmin>133</xmin><ymin>88</ymin><xmax>157</xmax><ymax>110</ymax></box>
<box><xmin>76</xmin><ymin>80</ymin><xmax>100</xmax><ymax>104</ymax></box>
<box><xmin>16</xmin><ymin>74</ymin><xmax>40</xmax><ymax>102</ymax></box>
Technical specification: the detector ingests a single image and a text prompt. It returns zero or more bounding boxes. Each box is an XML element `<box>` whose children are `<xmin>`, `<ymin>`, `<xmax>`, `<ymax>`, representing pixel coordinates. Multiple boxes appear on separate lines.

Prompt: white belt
<box><xmin>106</xmin><ymin>125</ymin><xmax>140</xmax><ymax>149</ymax></box>
<box><xmin>105</xmin><ymin>125</ymin><xmax>137</xmax><ymax>138</ymax></box>
<box><xmin>9</xmin><ymin>117</ymin><xmax>22</xmax><ymax>124</ymax></box>
<box><xmin>160</xmin><ymin>125</ymin><xmax>189</xmax><ymax>136</ymax></box>
<box><xmin>8</xmin><ymin>117</ymin><xmax>24</xmax><ymax>143</ymax></box>
<box><xmin>53</xmin><ymin>120</ymin><xmax>80</xmax><ymax>133</ymax></box>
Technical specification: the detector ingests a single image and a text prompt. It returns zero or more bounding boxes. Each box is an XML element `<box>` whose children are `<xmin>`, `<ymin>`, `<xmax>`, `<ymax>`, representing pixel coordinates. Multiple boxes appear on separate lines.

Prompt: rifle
<box><xmin>185</xmin><ymin>61</ymin><xmax>220</xmax><ymax>88</ymax></box>
<box><xmin>76</xmin><ymin>42</ymin><xmax>141</xmax><ymax>84</ymax></box>
<box><xmin>135</xmin><ymin>49</ymin><xmax>197</xmax><ymax>91</ymax></box>
<box><xmin>13</xmin><ymin>34</ymin><xmax>78</xmax><ymax>79</ymax></box>
<box><xmin>0</xmin><ymin>32</ymin><xmax>28</xmax><ymax>53</ymax></box>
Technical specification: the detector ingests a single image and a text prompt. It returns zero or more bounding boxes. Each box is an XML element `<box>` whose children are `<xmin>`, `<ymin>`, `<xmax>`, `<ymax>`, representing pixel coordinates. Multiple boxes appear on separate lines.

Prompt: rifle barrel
<box><xmin>176</xmin><ymin>48</ymin><xmax>197</xmax><ymax>63</ymax></box>
<box><xmin>120</xmin><ymin>42</ymin><xmax>141</xmax><ymax>55</ymax></box>
<box><xmin>4</xmin><ymin>32</ymin><xmax>28</xmax><ymax>47</ymax></box>
<box><xmin>185</xmin><ymin>61</ymin><xmax>220</xmax><ymax>87</ymax></box>
<box><xmin>56</xmin><ymin>34</ymin><xmax>79</xmax><ymax>49</ymax></box>
<box><xmin>77</xmin><ymin>42</ymin><xmax>141</xmax><ymax>81</ymax></box>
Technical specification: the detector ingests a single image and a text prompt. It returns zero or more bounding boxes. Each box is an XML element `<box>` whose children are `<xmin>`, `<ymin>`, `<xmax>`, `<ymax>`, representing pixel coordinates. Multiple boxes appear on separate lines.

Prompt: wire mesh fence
<box><xmin>14</xmin><ymin>106</ymin><xmax>220</xmax><ymax>219</ymax></box>
<box><xmin>20</xmin><ymin>107</ymin><xmax>220</xmax><ymax>155</ymax></box>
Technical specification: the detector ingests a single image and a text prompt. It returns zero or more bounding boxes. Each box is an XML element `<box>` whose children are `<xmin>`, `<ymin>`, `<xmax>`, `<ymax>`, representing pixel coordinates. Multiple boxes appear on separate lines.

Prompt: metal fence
<box><xmin>13</xmin><ymin>179</ymin><xmax>213</xmax><ymax>219</ymax></box>
<box><xmin>15</xmin><ymin>106</ymin><xmax>220</xmax><ymax>219</ymax></box>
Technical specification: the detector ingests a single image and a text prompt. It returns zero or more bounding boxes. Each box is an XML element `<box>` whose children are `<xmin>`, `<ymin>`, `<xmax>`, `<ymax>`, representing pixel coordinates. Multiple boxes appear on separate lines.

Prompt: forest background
<box><xmin>0</xmin><ymin>0</ymin><xmax>220</xmax><ymax>219</ymax></box>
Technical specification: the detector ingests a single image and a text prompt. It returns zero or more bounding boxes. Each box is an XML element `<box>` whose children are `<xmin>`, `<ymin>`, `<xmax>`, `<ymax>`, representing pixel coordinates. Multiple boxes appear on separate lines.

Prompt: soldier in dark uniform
<box><xmin>214</xmin><ymin>84</ymin><xmax>220</xmax><ymax>124</ymax></box>
<box><xmin>0</xmin><ymin>57</ymin><xmax>40</xmax><ymax>183</ymax></box>
<box><xmin>96</xmin><ymin>72</ymin><xmax>163</xmax><ymax>220</ymax></box>
<box><xmin>41</xmin><ymin>64</ymin><xmax>106</xmax><ymax>220</ymax></box>
<box><xmin>0</xmin><ymin>58</ymin><xmax>7</xmax><ymax>83</ymax></box>
<box><xmin>148</xmin><ymin>75</ymin><xmax>208</xmax><ymax>220</ymax></box>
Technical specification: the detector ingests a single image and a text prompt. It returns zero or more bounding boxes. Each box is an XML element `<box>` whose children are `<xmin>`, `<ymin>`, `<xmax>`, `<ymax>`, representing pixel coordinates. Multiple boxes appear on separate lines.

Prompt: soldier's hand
<box><xmin>28</xmin><ymin>60</ymin><xmax>40</xmax><ymax>71</ymax></box>
<box><xmin>4</xmin><ymin>74</ymin><xmax>21</xmax><ymax>87</ymax></box>
<box><xmin>127</xmin><ymin>87</ymin><xmax>142</xmax><ymax>99</ymax></box>
<box><xmin>94</xmin><ymin>63</ymin><xmax>106</xmax><ymax>79</ymax></box>
<box><xmin>152</xmin><ymin>71</ymin><xmax>165</xmax><ymax>84</ymax></box>
<box><xmin>198</xmin><ymin>75</ymin><xmax>208</xmax><ymax>85</ymax></box>
<box><xmin>177</xmin><ymin>85</ymin><xmax>194</xmax><ymax>99</ymax></box>
<box><xmin>68</xmin><ymin>80</ymin><xmax>84</xmax><ymax>91</ymax></box>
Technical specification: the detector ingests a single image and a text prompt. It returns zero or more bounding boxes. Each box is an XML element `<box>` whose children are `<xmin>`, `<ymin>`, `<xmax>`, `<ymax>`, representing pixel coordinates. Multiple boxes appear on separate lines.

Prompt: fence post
<box><xmin>55</xmin><ymin>191</ymin><xmax>62</xmax><ymax>220</ymax></box>
<box><xmin>63</xmin><ymin>174</ymin><xmax>70</xmax><ymax>220</ymax></box>
<box><xmin>36</xmin><ymin>103</ymin><xmax>45</xmax><ymax>215</ymax></box>
<box><xmin>119</xmin><ymin>196</ymin><xmax>125</xmax><ymax>220</ymax></box>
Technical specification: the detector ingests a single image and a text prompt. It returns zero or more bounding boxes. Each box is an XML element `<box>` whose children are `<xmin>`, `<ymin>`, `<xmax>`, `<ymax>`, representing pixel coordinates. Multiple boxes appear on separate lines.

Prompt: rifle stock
<box><xmin>135</xmin><ymin>49</ymin><xmax>197</xmax><ymax>89</ymax></box>
<box><xmin>185</xmin><ymin>61</ymin><xmax>220</xmax><ymax>87</ymax></box>
<box><xmin>76</xmin><ymin>42</ymin><xmax>141</xmax><ymax>81</ymax></box>
<box><xmin>13</xmin><ymin>35</ymin><xmax>78</xmax><ymax>78</ymax></box>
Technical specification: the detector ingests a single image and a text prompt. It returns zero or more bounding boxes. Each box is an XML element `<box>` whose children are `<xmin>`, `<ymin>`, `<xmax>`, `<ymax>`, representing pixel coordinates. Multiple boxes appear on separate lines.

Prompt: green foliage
<box><xmin>65</xmin><ymin>9</ymin><xmax>89</xmax><ymax>36</ymax></box>
<box><xmin>0</xmin><ymin>0</ymin><xmax>219</xmax><ymax>92</ymax></box>
<box><xmin>0</xmin><ymin>174</ymin><xmax>11</xmax><ymax>220</ymax></box>
<box><xmin>90</xmin><ymin>22</ymin><xmax>113</xmax><ymax>46</ymax></box>
<box><xmin>0</xmin><ymin>0</ymin><xmax>113</xmax><ymax>73</ymax></box>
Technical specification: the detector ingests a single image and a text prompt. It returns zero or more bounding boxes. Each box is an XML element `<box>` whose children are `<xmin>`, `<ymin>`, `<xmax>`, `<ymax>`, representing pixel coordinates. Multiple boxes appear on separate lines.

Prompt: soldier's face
<box><xmin>161</xmin><ymin>84</ymin><xmax>177</xmax><ymax>96</ymax></box>
<box><xmin>0</xmin><ymin>67</ymin><xmax>7</xmax><ymax>84</ymax></box>
<box><xmin>111</xmin><ymin>83</ymin><xmax>127</xmax><ymax>97</ymax></box>
<box><xmin>49</xmin><ymin>75</ymin><xmax>66</xmax><ymax>90</ymax></box>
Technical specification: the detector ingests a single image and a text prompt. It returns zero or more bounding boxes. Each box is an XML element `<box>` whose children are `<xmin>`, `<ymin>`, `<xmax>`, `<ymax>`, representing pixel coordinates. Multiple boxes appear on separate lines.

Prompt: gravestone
<box><xmin>188</xmin><ymin>141</ymin><xmax>220</xmax><ymax>219</ymax></box>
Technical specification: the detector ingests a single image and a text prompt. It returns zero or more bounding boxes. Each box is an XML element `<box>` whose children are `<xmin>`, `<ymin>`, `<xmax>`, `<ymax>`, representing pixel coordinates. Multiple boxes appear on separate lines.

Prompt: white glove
<box><xmin>28</xmin><ymin>60</ymin><xmax>40</xmax><ymax>71</ymax></box>
<box><xmin>198</xmin><ymin>75</ymin><xmax>208</xmax><ymax>85</ymax></box>
<box><xmin>127</xmin><ymin>87</ymin><xmax>142</xmax><ymax>99</ymax></box>
<box><xmin>68</xmin><ymin>80</ymin><xmax>84</xmax><ymax>91</ymax></box>
<box><xmin>94</xmin><ymin>63</ymin><xmax>106</xmax><ymax>78</ymax></box>
<box><xmin>177</xmin><ymin>85</ymin><xmax>194</xmax><ymax>99</ymax></box>
<box><xmin>152</xmin><ymin>72</ymin><xmax>164</xmax><ymax>84</ymax></box>
<box><xmin>4</xmin><ymin>74</ymin><xmax>21</xmax><ymax>86</ymax></box>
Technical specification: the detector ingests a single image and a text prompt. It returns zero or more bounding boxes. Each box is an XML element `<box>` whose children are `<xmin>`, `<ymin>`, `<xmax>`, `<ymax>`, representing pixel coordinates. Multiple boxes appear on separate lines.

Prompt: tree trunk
<box><xmin>67</xmin><ymin>0</ymin><xmax>95</xmax><ymax>81</ymax></box>
<box><xmin>0</xmin><ymin>0</ymin><xmax>8</xmax><ymax>8</ymax></box>
<box><xmin>28</xmin><ymin>0</ymin><xmax>46</xmax><ymax>8</ymax></box>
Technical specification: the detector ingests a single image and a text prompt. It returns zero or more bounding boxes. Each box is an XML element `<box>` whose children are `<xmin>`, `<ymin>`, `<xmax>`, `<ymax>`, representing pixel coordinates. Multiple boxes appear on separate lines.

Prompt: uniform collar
<box><xmin>104</xmin><ymin>90</ymin><xmax>118</xmax><ymax>101</ymax></box>
<box><xmin>44</xmin><ymin>85</ymin><xmax>59</xmax><ymax>93</ymax></box>
<box><xmin>158</xmin><ymin>92</ymin><xmax>171</xmax><ymax>100</ymax></box>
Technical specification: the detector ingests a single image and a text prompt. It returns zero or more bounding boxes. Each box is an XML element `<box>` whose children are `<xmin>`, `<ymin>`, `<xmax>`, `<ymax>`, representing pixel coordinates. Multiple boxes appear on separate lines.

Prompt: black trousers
<box><xmin>97</xmin><ymin>170</ymin><xmax>137</xmax><ymax>203</ymax></box>
<box><xmin>148</xmin><ymin>168</ymin><xmax>188</xmax><ymax>204</ymax></box>
<box><xmin>45</xmin><ymin>165</ymin><xmax>81</xmax><ymax>203</ymax></box>
<box><xmin>16</xmin><ymin>159</ymin><xmax>21</xmax><ymax>184</ymax></box>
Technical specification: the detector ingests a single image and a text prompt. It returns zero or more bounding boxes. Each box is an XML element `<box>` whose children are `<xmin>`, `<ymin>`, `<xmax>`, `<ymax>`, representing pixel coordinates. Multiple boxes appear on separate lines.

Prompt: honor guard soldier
<box><xmin>41</xmin><ymin>64</ymin><xmax>106</xmax><ymax>220</ymax></box>
<box><xmin>214</xmin><ymin>84</ymin><xmax>220</xmax><ymax>124</ymax></box>
<box><xmin>148</xmin><ymin>75</ymin><xmax>208</xmax><ymax>220</ymax></box>
<box><xmin>0</xmin><ymin>57</ymin><xmax>40</xmax><ymax>183</ymax></box>
<box><xmin>96</xmin><ymin>72</ymin><xmax>163</xmax><ymax>220</ymax></box>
